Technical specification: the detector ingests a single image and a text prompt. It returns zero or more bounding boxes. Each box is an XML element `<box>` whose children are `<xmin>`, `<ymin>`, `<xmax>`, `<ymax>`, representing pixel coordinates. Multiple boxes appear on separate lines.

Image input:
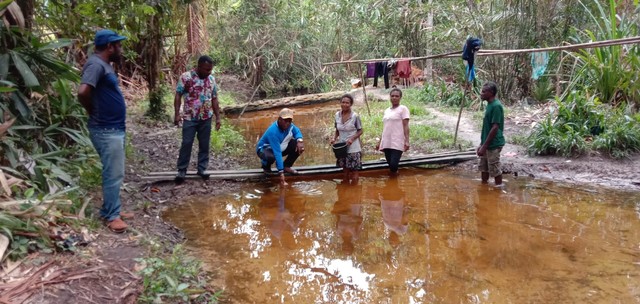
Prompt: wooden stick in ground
<box><xmin>238</xmin><ymin>85</ymin><xmax>261</xmax><ymax>118</ymax></box>
<box><xmin>358</xmin><ymin>63</ymin><xmax>371</xmax><ymax>116</ymax></box>
<box><xmin>453</xmin><ymin>76</ymin><xmax>470</xmax><ymax>147</ymax></box>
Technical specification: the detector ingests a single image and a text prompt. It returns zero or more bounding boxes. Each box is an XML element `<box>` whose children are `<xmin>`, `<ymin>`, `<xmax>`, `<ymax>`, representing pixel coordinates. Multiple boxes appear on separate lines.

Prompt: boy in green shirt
<box><xmin>477</xmin><ymin>81</ymin><xmax>505</xmax><ymax>186</ymax></box>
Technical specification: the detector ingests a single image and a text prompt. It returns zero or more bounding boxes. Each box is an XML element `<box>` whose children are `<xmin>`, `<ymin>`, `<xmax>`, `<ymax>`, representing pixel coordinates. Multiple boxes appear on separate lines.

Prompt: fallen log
<box><xmin>222</xmin><ymin>91</ymin><xmax>344</xmax><ymax>115</ymax></box>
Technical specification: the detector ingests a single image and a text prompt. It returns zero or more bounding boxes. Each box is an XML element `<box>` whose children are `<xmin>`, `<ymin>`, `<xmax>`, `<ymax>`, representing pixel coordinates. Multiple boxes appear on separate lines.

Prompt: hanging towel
<box><xmin>462</xmin><ymin>37</ymin><xmax>483</xmax><ymax>82</ymax></box>
<box><xmin>531</xmin><ymin>52</ymin><xmax>549</xmax><ymax>80</ymax></box>
<box><xmin>396</xmin><ymin>60</ymin><xmax>411</xmax><ymax>79</ymax></box>
<box><xmin>366</xmin><ymin>63</ymin><xmax>376</xmax><ymax>78</ymax></box>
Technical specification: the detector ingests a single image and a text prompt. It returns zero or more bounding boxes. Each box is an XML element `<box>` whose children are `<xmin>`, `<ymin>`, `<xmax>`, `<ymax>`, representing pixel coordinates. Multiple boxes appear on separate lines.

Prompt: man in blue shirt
<box><xmin>256</xmin><ymin>108</ymin><xmax>305</xmax><ymax>185</ymax></box>
<box><xmin>77</xmin><ymin>29</ymin><xmax>131</xmax><ymax>233</ymax></box>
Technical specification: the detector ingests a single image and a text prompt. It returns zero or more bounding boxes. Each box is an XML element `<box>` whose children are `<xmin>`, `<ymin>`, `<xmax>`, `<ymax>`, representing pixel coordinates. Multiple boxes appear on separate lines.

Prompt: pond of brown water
<box><xmin>164</xmin><ymin>169</ymin><xmax>640</xmax><ymax>303</ymax></box>
<box><xmin>227</xmin><ymin>102</ymin><xmax>384</xmax><ymax>167</ymax></box>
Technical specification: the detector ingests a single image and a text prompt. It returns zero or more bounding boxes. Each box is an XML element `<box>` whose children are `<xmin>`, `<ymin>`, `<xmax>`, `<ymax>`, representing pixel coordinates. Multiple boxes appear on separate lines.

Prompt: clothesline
<box><xmin>322</xmin><ymin>36</ymin><xmax>640</xmax><ymax>66</ymax></box>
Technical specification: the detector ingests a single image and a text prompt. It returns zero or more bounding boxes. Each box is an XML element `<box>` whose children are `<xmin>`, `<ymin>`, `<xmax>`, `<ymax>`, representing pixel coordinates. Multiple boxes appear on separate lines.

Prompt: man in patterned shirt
<box><xmin>174</xmin><ymin>55</ymin><xmax>221</xmax><ymax>184</ymax></box>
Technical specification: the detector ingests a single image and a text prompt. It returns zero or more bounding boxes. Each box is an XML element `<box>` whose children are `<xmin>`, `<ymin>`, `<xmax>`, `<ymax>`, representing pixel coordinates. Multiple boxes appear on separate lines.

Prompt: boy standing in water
<box><xmin>477</xmin><ymin>81</ymin><xmax>505</xmax><ymax>186</ymax></box>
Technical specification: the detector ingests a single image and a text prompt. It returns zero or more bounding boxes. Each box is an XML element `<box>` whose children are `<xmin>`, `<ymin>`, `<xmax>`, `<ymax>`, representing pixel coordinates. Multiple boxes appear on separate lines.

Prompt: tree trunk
<box><xmin>146</xmin><ymin>12</ymin><xmax>165</xmax><ymax>118</ymax></box>
<box><xmin>17</xmin><ymin>0</ymin><xmax>34</xmax><ymax>29</ymax></box>
<box><xmin>424</xmin><ymin>0</ymin><xmax>433</xmax><ymax>82</ymax></box>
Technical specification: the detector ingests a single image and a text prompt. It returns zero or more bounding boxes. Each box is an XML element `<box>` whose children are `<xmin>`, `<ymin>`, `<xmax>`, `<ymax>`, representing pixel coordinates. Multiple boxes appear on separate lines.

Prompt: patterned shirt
<box><xmin>176</xmin><ymin>70</ymin><xmax>218</xmax><ymax>121</ymax></box>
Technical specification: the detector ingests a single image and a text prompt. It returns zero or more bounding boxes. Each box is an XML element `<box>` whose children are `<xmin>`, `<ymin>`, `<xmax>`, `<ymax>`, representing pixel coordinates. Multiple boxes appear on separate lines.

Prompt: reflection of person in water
<box><xmin>259</xmin><ymin>187</ymin><xmax>303</xmax><ymax>249</ymax></box>
<box><xmin>378</xmin><ymin>177</ymin><xmax>408</xmax><ymax>247</ymax></box>
<box><xmin>332</xmin><ymin>182</ymin><xmax>363</xmax><ymax>254</ymax></box>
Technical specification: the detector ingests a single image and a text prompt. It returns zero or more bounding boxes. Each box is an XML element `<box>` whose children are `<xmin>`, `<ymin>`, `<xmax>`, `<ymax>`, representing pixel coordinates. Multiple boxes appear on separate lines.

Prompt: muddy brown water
<box><xmin>227</xmin><ymin>102</ymin><xmax>382</xmax><ymax>167</ymax></box>
<box><xmin>164</xmin><ymin>169</ymin><xmax>640</xmax><ymax>303</ymax></box>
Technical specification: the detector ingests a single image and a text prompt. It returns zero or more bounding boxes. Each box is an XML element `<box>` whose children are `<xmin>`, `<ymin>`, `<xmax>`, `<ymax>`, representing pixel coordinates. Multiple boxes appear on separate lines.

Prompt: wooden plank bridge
<box><xmin>142</xmin><ymin>149</ymin><xmax>477</xmax><ymax>182</ymax></box>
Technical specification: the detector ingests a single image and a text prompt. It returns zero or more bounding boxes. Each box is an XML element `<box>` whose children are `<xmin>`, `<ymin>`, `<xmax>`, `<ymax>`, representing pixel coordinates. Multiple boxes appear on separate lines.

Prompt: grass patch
<box><xmin>217</xmin><ymin>90</ymin><xmax>238</xmax><ymax>107</ymax></box>
<box><xmin>211</xmin><ymin>119</ymin><xmax>249</xmax><ymax>157</ymax></box>
<box><xmin>136</xmin><ymin>245</ymin><xmax>221</xmax><ymax>303</ymax></box>
<box><xmin>509</xmin><ymin>131</ymin><xmax>529</xmax><ymax>146</ymax></box>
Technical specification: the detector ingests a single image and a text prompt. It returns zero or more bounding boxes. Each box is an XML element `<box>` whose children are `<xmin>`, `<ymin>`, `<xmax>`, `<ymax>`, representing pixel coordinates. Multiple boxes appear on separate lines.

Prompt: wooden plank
<box><xmin>146</xmin><ymin>149</ymin><xmax>476</xmax><ymax>176</ymax></box>
<box><xmin>141</xmin><ymin>153</ymin><xmax>477</xmax><ymax>181</ymax></box>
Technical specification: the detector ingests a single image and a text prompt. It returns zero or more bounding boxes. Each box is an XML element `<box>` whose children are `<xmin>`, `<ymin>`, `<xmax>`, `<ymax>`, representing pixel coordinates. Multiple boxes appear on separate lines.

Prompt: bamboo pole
<box><xmin>453</xmin><ymin>76</ymin><xmax>470</xmax><ymax>147</ymax></box>
<box><xmin>322</xmin><ymin>36</ymin><xmax>640</xmax><ymax>66</ymax></box>
<box><xmin>359</xmin><ymin>63</ymin><xmax>371</xmax><ymax>116</ymax></box>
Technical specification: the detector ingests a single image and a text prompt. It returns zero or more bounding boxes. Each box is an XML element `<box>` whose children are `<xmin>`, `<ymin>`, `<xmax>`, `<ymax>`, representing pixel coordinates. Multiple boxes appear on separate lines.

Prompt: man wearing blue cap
<box><xmin>77</xmin><ymin>29</ymin><xmax>131</xmax><ymax>233</ymax></box>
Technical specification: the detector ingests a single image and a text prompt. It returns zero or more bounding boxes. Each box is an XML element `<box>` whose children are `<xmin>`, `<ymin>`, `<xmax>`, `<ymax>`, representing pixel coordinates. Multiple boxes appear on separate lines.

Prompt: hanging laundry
<box><xmin>366</xmin><ymin>63</ymin><xmax>376</xmax><ymax>78</ymax></box>
<box><xmin>531</xmin><ymin>52</ymin><xmax>549</xmax><ymax>80</ymax></box>
<box><xmin>396</xmin><ymin>60</ymin><xmax>412</xmax><ymax>79</ymax></box>
<box><xmin>462</xmin><ymin>37</ymin><xmax>483</xmax><ymax>82</ymax></box>
<box><xmin>374</xmin><ymin>61</ymin><xmax>390</xmax><ymax>89</ymax></box>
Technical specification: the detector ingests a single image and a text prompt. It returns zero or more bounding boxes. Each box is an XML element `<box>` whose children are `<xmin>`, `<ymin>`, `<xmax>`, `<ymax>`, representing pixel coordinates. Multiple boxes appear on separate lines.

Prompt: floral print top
<box><xmin>176</xmin><ymin>69</ymin><xmax>218</xmax><ymax>121</ymax></box>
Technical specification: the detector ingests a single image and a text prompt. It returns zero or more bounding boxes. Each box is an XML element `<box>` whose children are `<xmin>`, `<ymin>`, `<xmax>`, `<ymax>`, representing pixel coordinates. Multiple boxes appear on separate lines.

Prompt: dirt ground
<box><xmin>4</xmin><ymin>76</ymin><xmax>639</xmax><ymax>304</ymax></box>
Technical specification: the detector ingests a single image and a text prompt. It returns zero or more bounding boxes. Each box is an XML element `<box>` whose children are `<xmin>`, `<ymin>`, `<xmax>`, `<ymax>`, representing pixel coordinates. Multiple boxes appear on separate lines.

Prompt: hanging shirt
<box><xmin>396</xmin><ymin>60</ymin><xmax>412</xmax><ymax>79</ymax></box>
<box><xmin>176</xmin><ymin>69</ymin><xmax>218</xmax><ymax>121</ymax></box>
<box><xmin>366</xmin><ymin>63</ymin><xmax>376</xmax><ymax>78</ymax></box>
<box><xmin>531</xmin><ymin>52</ymin><xmax>549</xmax><ymax>80</ymax></box>
<box><xmin>379</xmin><ymin>105</ymin><xmax>410</xmax><ymax>151</ymax></box>
<box><xmin>334</xmin><ymin>111</ymin><xmax>363</xmax><ymax>153</ymax></box>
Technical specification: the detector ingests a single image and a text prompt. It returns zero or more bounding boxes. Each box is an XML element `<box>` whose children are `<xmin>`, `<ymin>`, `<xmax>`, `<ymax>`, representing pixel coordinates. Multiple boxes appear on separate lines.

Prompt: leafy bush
<box><xmin>592</xmin><ymin>113</ymin><xmax>640</xmax><ymax>158</ymax></box>
<box><xmin>569</xmin><ymin>0</ymin><xmax>640</xmax><ymax>108</ymax></box>
<box><xmin>527</xmin><ymin>91</ymin><xmax>640</xmax><ymax>158</ymax></box>
<box><xmin>531</xmin><ymin>78</ymin><xmax>555</xmax><ymax>104</ymax></box>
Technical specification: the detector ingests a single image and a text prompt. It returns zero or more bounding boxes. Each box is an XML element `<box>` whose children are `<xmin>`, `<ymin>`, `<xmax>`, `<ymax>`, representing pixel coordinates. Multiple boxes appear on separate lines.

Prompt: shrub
<box><xmin>527</xmin><ymin>91</ymin><xmax>640</xmax><ymax>158</ymax></box>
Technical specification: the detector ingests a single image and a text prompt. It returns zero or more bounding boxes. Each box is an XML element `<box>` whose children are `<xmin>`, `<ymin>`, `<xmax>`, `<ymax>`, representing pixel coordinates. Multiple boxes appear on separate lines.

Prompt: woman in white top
<box><xmin>331</xmin><ymin>94</ymin><xmax>363</xmax><ymax>183</ymax></box>
<box><xmin>376</xmin><ymin>88</ymin><xmax>410</xmax><ymax>174</ymax></box>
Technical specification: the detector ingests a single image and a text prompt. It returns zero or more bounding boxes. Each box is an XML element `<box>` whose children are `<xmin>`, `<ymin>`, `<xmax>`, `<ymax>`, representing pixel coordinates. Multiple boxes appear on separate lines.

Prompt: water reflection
<box><xmin>259</xmin><ymin>187</ymin><xmax>303</xmax><ymax>249</ymax></box>
<box><xmin>164</xmin><ymin>170</ymin><xmax>640</xmax><ymax>303</ymax></box>
<box><xmin>332</xmin><ymin>182</ymin><xmax>364</xmax><ymax>254</ymax></box>
<box><xmin>378</xmin><ymin>177</ymin><xmax>408</xmax><ymax>248</ymax></box>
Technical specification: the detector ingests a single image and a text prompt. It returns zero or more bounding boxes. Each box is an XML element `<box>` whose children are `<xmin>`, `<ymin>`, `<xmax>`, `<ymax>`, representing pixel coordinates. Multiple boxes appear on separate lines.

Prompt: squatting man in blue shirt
<box><xmin>256</xmin><ymin>108</ymin><xmax>305</xmax><ymax>185</ymax></box>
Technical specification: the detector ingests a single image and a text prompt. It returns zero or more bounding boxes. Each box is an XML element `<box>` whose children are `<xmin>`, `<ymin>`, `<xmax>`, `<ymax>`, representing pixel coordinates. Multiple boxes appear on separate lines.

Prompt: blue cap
<box><xmin>94</xmin><ymin>29</ymin><xmax>126</xmax><ymax>46</ymax></box>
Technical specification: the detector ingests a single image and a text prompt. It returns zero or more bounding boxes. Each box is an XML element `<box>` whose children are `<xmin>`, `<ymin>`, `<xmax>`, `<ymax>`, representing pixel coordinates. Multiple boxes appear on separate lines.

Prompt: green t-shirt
<box><xmin>480</xmin><ymin>99</ymin><xmax>505</xmax><ymax>149</ymax></box>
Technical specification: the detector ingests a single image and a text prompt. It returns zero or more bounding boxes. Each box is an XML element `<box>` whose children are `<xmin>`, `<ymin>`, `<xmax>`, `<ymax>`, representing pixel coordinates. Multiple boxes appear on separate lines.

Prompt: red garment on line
<box><xmin>396</xmin><ymin>60</ymin><xmax>411</xmax><ymax>79</ymax></box>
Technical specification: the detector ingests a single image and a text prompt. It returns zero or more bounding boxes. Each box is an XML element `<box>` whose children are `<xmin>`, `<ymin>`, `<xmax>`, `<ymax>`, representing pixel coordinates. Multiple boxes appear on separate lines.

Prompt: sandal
<box><xmin>283</xmin><ymin>167</ymin><xmax>299</xmax><ymax>175</ymax></box>
<box><xmin>107</xmin><ymin>218</ymin><xmax>128</xmax><ymax>233</ymax></box>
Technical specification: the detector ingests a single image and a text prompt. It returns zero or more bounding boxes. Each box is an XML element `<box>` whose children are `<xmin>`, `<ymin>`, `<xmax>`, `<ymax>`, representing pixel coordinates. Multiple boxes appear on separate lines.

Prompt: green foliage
<box><xmin>136</xmin><ymin>245</ymin><xmax>220</xmax><ymax>303</ymax></box>
<box><xmin>217</xmin><ymin>91</ymin><xmax>237</xmax><ymax>107</ymax></box>
<box><xmin>569</xmin><ymin>0</ymin><xmax>640</xmax><ymax>107</ymax></box>
<box><xmin>592</xmin><ymin>112</ymin><xmax>640</xmax><ymax>158</ymax></box>
<box><xmin>527</xmin><ymin>92</ymin><xmax>640</xmax><ymax>157</ymax></box>
<box><xmin>531</xmin><ymin>78</ymin><xmax>555</xmax><ymax>104</ymax></box>
<box><xmin>210</xmin><ymin>119</ymin><xmax>248</xmax><ymax>157</ymax></box>
<box><xmin>146</xmin><ymin>86</ymin><xmax>169</xmax><ymax>120</ymax></box>
<box><xmin>418</xmin><ymin>82</ymin><xmax>468</xmax><ymax>109</ymax></box>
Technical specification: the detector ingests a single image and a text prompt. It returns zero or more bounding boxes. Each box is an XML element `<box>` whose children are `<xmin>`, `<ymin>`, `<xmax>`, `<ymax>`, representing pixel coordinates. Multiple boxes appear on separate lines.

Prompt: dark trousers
<box><xmin>373</xmin><ymin>62</ymin><xmax>390</xmax><ymax>89</ymax></box>
<box><xmin>383</xmin><ymin>148</ymin><xmax>403</xmax><ymax>173</ymax></box>
<box><xmin>177</xmin><ymin>118</ymin><xmax>212</xmax><ymax>174</ymax></box>
<box><xmin>258</xmin><ymin>139</ymin><xmax>300</xmax><ymax>169</ymax></box>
